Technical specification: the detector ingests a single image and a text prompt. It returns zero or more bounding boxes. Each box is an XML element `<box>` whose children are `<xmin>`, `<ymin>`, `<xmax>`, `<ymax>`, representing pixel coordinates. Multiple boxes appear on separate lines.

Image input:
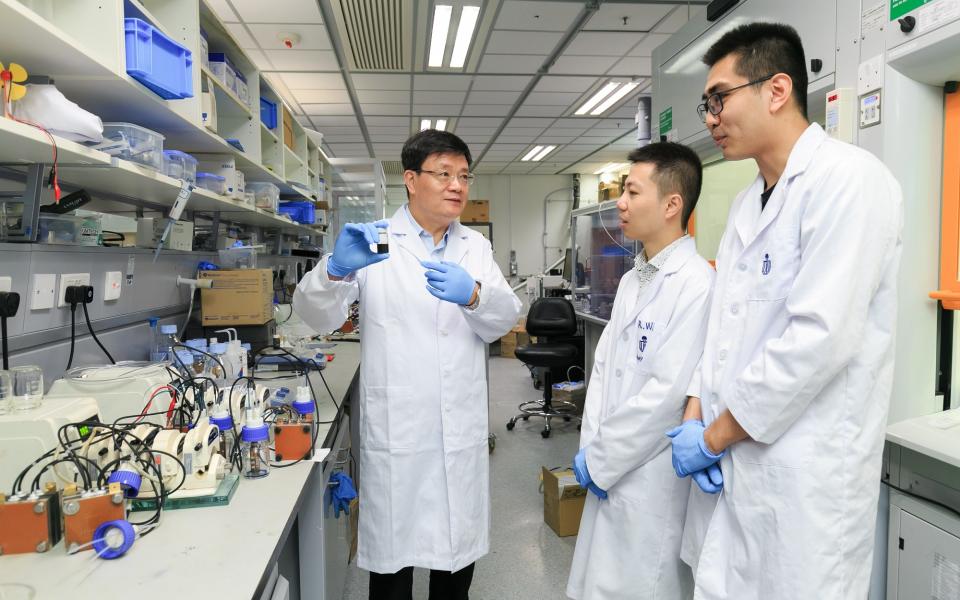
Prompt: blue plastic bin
<box><xmin>260</xmin><ymin>98</ymin><xmax>278</xmax><ymax>130</ymax></box>
<box><xmin>278</xmin><ymin>201</ymin><xmax>316</xmax><ymax>224</ymax></box>
<box><xmin>124</xmin><ymin>18</ymin><xmax>194</xmax><ymax>100</ymax></box>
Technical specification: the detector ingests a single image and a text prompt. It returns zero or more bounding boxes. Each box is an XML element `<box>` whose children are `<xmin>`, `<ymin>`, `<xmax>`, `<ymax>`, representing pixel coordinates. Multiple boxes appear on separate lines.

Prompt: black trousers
<box><xmin>368</xmin><ymin>563</ymin><xmax>475</xmax><ymax>600</ymax></box>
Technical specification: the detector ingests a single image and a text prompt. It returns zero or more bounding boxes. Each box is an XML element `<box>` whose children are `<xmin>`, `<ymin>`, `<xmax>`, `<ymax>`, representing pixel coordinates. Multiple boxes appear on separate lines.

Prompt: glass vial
<box><xmin>377</xmin><ymin>227</ymin><xmax>389</xmax><ymax>254</ymax></box>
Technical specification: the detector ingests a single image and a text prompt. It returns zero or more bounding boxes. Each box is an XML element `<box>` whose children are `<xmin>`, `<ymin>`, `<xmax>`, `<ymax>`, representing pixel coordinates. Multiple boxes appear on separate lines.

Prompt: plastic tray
<box><xmin>163</xmin><ymin>150</ymin><xmax>198</xmax><ymax>184</ymax></box>
<box><xmin>38</xmin><ymin>213</ymin><xmax>101</xmax><ymax>246</ymax></box>
<box><xmin>218</xmin><ymin>245</ymin><xmax>260</xmax><ymax>269</ymax></box>
<box><xmin>100</xmin><ymin>122</ymin><xmax>165</xmax><ymax>171</ymax></box>
<box><xmin>124</xmin><ymin>18</ymin><xmax>194</xmax><ymax>100</ymax></box>
<box><xmin>248</xmin><ymin>182</ymin><xmax>280</xmax><ymax>212</ymax></box>
<box><xmin>197</xmin><ymin>172</ymin><xmax>228</xmax><ymax>195</ymax></box>
<box><xmin>260</xmin><ymin>98</ymin><xmax>278</xmax><ymax>129</ymax></box>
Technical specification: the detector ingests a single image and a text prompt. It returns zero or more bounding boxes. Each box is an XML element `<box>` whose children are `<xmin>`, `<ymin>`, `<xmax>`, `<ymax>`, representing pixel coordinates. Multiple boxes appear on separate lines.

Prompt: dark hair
<box><xmin>627</xmin><ymin>142</ymin><xmax>702</xmax><ymax>231</ymax></box>
<box><xmin>701</xmin><ymin>22</ymin><xmax>808</xmax><ymax>119</ymax></box>
<box><xmin>401</xmin><ymin>129</ymin><xmax>472</xmax><ymax>171</ymax></box>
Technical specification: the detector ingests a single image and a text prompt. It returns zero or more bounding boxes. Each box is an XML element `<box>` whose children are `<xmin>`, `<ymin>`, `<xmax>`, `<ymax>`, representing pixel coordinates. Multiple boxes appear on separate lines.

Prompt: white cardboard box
<box><xmin>136</xmin><ymin>218</ymin><xmax>194</xmax><ymax>251</ymax></box>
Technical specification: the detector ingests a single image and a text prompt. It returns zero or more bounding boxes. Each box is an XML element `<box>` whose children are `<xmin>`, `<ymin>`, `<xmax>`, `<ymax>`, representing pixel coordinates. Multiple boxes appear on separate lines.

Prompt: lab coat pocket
<box><xmin>746</xmin><ymin>241</ymin><xmax>799</xmax><ymax>302</ymax></box>
<box><xmin>361</xmin><ymin>386</ymin><xmax>416</xmax><ymax>450</ymax></box>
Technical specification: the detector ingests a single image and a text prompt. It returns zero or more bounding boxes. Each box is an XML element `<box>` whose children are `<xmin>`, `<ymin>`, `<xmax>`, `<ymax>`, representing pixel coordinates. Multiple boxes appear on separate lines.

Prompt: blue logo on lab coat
<box><xmin>762</xmin><ymin>253</ymin><xmax>771</xmax><ymax>275</ymax></box>
<box><xmin>639</xmin><ymin>335</ymin><xmax>647</xmax><ymax>353</ymax></box>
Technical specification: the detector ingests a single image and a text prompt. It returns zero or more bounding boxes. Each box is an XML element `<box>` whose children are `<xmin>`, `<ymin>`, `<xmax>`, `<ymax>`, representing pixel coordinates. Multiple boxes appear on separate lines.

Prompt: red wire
<box><xmin>3</xmin><ymin>76</ymin><xmax>61</xmax><ymax>202</ymax></box>
<box><xmin>136</xmin><ymin>385</ymin><xmax>178</xmax><ymax>425</ymax></box>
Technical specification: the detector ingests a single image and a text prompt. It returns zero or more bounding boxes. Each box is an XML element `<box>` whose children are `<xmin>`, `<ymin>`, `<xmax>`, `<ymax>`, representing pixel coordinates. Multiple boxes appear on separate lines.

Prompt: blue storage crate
<box><xmin>124</xmin><ymin>18</ymin><xmax>194</xmax><ymax>100</ymax></box>
<box><xmin>278</xmin><ymin>201</ymin><xmax>316</xmax><ymax>224</ymax></box>
<box><xmin>260</xmin><ymin>98</ymin><xmax>278</xmax><ymax>130</ymax></box>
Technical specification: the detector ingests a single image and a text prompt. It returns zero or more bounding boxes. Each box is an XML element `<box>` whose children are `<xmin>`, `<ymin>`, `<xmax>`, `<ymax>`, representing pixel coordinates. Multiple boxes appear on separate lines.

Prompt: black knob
<box><xmin>810</xmin><ymin>58</ymin><xmax>823</xmax><ymax>73</ymax></box>
<box><xmin>899</xmin><ymin>15</ymin><xmax>916</xmax><ymax>33</ymax></box>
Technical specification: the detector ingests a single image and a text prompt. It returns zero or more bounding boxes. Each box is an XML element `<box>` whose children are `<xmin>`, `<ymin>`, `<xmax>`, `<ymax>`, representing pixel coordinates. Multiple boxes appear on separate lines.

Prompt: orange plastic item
<box><xmin>931</xmin><ymin>89</ymin><xmax>960</xmax><ymax>309</ymax></box>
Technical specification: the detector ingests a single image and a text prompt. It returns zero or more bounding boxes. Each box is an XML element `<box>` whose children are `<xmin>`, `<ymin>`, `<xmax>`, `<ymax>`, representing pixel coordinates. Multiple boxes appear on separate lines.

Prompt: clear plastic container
<box><xmin>99</xmin><ymin>123</ymin><xmax>165</xmax><ymax>171</ymax></box>
<box><xmin>199</xmin><ymin>28</ymin><xmax>209</xmax><ymax>70</ymax></box>
<box><xmin>218</xmin><ymin>244</ymin><xmax>261</xmax><ymax>269</ymax></box>
<box><xmin>233</xmin><ymin>170</ymin><xmax>245</xmax><ymax>200</ymax></box>
<box><xmin>38</xmin><ymin>213</ymin><xmax>101</xmax><ymax>246</ymax></box>
<box><xmin>163</xmin><ymin>150</ymin><xmax>198</xmax><ymax>184</ymax></box>
<box><xmin>159</xmin><ymin>324</ymin><xmax>178</xmax><ymax>363</ymax></box>
<box><xmin>241</xmin><ymin>191</ymin><xmax>256</xmax><ymax>207</ymax></box>
<box><xmin>197</xmin><ymin>172</ymin><xmax>228</xmax><ymax>195</ymax></box>
<box><xmin>247</xmin><ymin>182</ymin><xmax>280</xmax><ymax>213</ymax></box>
<box><xmin>209</xmin><ymin>53</ymin><xmax>236</xmax><ymax>93</ymax></box>
<box><xmin>235</xmin><ymin>71</ymin><xmax>249</xmax><ymax>106</ymax></box>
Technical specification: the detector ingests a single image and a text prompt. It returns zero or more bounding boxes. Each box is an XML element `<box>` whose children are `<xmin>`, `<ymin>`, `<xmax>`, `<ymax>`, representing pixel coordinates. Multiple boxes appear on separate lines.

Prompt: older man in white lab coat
<box><xmin>293</xmin><ymin>129</ymin><xmax>521</xmax><ymax>600</ymax></box>
<box><xmin>567</xmin><ymin>142</ymin><xmax>714</xmax><ymax>600</ymax></box>
<box><xmin>669</xmin><ymin>23</ymin><xmax>903</xmax><ymax>600</ymax></box>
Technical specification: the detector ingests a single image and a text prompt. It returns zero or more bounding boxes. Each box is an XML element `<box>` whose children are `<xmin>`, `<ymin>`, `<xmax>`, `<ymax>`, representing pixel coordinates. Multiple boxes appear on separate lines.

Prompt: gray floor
<box><xmin>341</xmin><ymin>357</ymin><xmax>581</xmax><ymax>599</ymax></box>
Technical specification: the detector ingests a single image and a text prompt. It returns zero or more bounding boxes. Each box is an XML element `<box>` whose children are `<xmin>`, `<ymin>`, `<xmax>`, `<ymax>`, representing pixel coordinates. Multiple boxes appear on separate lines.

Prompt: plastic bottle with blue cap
<box><xmin>158</xmin><ymin>324</ymin><xmax>178</xmax><ymax>364</ymax></box>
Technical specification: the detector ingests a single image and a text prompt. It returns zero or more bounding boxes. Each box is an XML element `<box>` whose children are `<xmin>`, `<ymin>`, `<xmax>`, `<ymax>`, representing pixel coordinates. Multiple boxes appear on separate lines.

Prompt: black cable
<box><xmin>882</xmin><ymin>479</ymin><xmax>960</xmax><ymax>520</ymax></box>
<box><xmin>1</xmin><ymin>315</ymin><xmax>8</xmax><ymax>370</ymax></box>
<box><xmin>81</xmin><ymin>302</ymin><xmax>115</xmax><ymax>364</ymax></box>
<box><xmin>65</xmin><ymin>303</ymin><xmax>77</xmax><ymax>371</ymax></box>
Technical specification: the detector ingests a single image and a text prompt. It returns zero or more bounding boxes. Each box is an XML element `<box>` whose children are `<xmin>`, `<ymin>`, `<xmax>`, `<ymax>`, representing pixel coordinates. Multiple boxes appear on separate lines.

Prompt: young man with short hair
<box><xmin>670</xmin><ymin>22</ymin><xmax>903</xmax><ymax>599</ymax></box>
<box><xmin>567</xmin><ymin>142</ymin><xmax>715</xmax><ymax>600</ymax></box>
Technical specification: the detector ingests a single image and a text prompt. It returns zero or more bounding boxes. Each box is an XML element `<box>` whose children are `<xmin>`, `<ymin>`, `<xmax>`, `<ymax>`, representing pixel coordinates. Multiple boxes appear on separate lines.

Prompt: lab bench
<box><xmin>0</xmin><ymin>342</ymin><xmax>360</xmax><ymax>600</ymax></box>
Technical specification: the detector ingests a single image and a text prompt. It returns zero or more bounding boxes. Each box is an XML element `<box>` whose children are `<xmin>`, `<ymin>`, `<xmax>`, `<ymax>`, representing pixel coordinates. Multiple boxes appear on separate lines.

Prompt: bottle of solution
<box><xmin>148</xmin><ymin>317</ymin><xmax>165</xmax><ymax>362</ymax></box>
<box><xmin>240</xmin><ymin>384</ymin><xmax>270</xmax><ymax>479</ymax></box>
<box><xmin>377</xmin><ymin>227</ymin><xmax>389</xmax><ymax>253</ymax></box>
<box><xmin>159</xmin><ymin>324</ymin><xmax>179</xmax><ymax>363</ymax></box>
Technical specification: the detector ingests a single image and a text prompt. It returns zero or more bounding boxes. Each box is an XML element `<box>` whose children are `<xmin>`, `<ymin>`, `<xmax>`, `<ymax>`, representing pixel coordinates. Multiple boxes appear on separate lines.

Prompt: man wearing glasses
<box><xmin>293</xmin><ymin>129</ymin><xmax>521</xmax><ymax>599</ymax></box>
<box><xmin>667</xmin><ymin>22</ymin><xmax>903</xmax><ymax>599</ymax></box>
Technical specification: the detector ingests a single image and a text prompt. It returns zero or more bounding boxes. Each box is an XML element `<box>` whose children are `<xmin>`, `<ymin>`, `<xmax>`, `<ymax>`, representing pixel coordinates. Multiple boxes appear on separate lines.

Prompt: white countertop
<box><xmin>886</xmin><ymin>408</ymin><xmax>960</xmax><ymax>469</ymax></box>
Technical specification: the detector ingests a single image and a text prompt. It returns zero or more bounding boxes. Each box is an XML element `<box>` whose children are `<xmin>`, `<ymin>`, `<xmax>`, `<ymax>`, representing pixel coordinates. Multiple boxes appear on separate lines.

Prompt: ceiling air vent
<box><xmin>381</xmin><ymin>161</ymin><xmax>404</xmax><ymax>175</ymax></box>
<box><xmin>330</xmin><ymin>0</ymin><xmax>413</xmax><ymax>71</ymax></box>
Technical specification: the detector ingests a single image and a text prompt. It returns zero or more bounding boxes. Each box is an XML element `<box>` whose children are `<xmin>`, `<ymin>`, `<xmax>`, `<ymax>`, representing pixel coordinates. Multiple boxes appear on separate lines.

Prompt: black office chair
<box><xmin>507</xmin><ymin>298</ymin><xmax>582</xmax><ymax>438</ymax></box>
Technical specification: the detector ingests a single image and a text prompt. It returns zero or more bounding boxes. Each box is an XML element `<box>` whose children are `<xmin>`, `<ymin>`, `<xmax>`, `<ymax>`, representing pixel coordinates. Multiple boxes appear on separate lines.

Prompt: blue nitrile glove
<box><xmin>421</xmin><ymin>260</ymin><xmax>477</xmax><ymax>305</ymax></box>
<box><xmin>691</xmin><ymin>463</ymin><xmax>723</xmax><ymax>494</ymax></box>
<box><xmin>572</xmin><ymin>448</ymin><xmax>608</xmax><ymax>500</ymax></box>
<box><xmin>666</xmin><ymin>419</ymin><xmax>725</xmax><ymax>477</ymax></box>
<box><xmin>329</xmin><ymin>471</ymin><xmax>358</xmax><ymax>518</ymax></box>
<box><xmin>327</xmin><ymin>220</ymin><xmax>389</xmax><ymax>278</ymax></box>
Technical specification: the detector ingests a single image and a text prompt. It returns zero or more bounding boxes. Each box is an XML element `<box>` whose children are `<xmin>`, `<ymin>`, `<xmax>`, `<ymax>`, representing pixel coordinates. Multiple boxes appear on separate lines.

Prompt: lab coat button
<box><xmin>615</xmin><ymin>369</ymin><xmax>622</xmax><ymax>378</ymax></box>
<box><xmin>730</xmin><ymin>304</ymin><xmax>740</xmax><ymax>315</ymax></box>
<box><xmin>718</xmin><ymin>349</ymin><xmax>728</xmax><ymax>361</ymax></box>
<box><xmin>738</xmin><ymin>263</ymin><xmax>747</xmax><ymax>271</ymax></box>
<box><xmin>621</xmin><ymin>331</ymin><xmax>629</xmax><ymax>341</ymax></box>
<box><xmin>440</xmin><ymin>330</ymin><xmax>448</xmax><ymax>337</ymax></box>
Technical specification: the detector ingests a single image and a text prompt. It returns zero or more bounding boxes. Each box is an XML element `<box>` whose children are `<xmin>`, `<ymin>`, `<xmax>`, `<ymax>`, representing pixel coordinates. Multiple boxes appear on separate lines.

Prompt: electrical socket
<box><xmin>0</xmin><ymin>277</ymin><xmax>11</xmax><ymax>293</ymax></box>
<box><xmin>58</xmin><ymin>273</ymin><xmax>90</xmax><ymax>308</ymax></box>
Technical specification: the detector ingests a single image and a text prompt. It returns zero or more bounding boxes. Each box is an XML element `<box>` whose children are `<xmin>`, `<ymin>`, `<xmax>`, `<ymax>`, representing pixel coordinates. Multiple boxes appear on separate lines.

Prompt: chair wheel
<box><xmin>506</xmin><ymin>420</ymin><xmax>515</xmax><ymax>431</ymax></box>
<box><xmin>541</xmin><ymin>429</ymin><xmax>551</xmax><ymax>439</ymax></box>
<box><xmin>522</xmin><ymin>415</ymin><xmax>529</xmax><ymax>421</ymax></box>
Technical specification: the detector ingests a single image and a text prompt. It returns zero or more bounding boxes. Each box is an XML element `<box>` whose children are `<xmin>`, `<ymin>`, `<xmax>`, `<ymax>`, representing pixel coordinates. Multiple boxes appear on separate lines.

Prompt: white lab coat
<box><xmin>292</xmin><ymin>207</ymin><xmax>521</xmax><ymax>574</ymax></box>
<box><xmin>567</xmin><ymin>237</ymin><xmax>714</xmax><ymax>600</ymax></box>
<box><xmin>680</xmin><ymin>124</ymin><xmax>903</xmax><ymax>599</ymax></box>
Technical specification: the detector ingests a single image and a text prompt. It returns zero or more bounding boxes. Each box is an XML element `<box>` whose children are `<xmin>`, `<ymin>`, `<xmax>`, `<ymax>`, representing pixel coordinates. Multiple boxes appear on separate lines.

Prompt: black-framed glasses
<box><xmin>416</xmin><ymin>169</ymin><xmax>476</xmax><ymax>186</ymax></box>
<box><xmin>696</xmin><ymin>74</ymin><xmax>775</xmax><ymax>122</ymax></box>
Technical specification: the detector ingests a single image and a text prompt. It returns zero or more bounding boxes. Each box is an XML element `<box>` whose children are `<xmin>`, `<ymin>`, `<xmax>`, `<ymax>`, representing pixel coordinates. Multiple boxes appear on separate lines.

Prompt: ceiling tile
<box><xmin>413</xmin><ymin>90</ymin><xmax>466</xmax><ymax>105</ymax></box>
<box><xmin>461</xmin><ymin>104</ymin><xmax>512</xmax><ymax>117</ymax></box>
<box><xmin>536</xmin><ymin>134</ymin><xmax>579</xmax><ymax>143</ymax></box>
<box><xmin>515</xmin><ymin>105</ymin><xmax>567</xmax><ymax>117</ymax></box>
<box><xmin>478</xmin><ymin>54</ymin><xmax>546</xmax><ymax>74</ymax></box>
<box><xmin>351</xmin><ymin>74</ymin><xmax>411</xmax><ymax>90</ymax></box>
<box><xmin>550</xmin><ymin>55</ymin><xmax>619</xmax><ymax>75</ymax></box>
<box><xmin>247</xmin><ymin>24</ymin><xmax>331</xmax><ymax>51</ymax></box>
<box><xmin>413</xmin><ymin>75</ymin><xmax>473</xmax><ymax>91</ymax></box>
<box><xmin>494</xmin><ymin>1</ymin><xmax>583</xmax><ymax>32</ymax></box>
<box><xmin>365</xmin><ymin>116</ymin><xmax>408</xmax><ymax>127</ymax></box>
<box><xmin>590</xmin><ymin>118</ymin><xmax>634</xmax><ymax>130</ymax></box>
<box><xmin>507</xmin><ymin>117</ymin><xmax>555</xmax><ymax>128</ymax></box>
<box><xmin>653</xmin><ymin>6</ymin><xmax>693</xmax><ymax>34</ymax></box>
<box><xmin>553</xmin><ymin>117</ymin><xmax>598</xmax><ymax>129</ymax></box>
<box><xmin>280</xmin><ymin>72</ymin><xmax>346</xmax><ymax>90</ymax></box>
<box><xmin>263</xmin><ymin>50</ymin><xmax>339</xmax><ymax>71</ymax></box>
<box><xmin>292</xmin><ymin>89</ymin><xmax>351</xmax><ymax>104</ymax></box>
<box><xmin>467</xmin><ymin>90</ymin><xmax>522</xmax><ymax>105</ymax></box>
<box><xmin>361</xmin><ymin>104</ymin><xmax>411</xmax><ymax>116</ymax></box>
<box><xmin>456</xmin><ymin>127</ymin><xmax>500</xmax><ymax>136</ymax></box>
<box><xmin>412</xmin><ymin>104</ymin><xmax>463</xmax><ymax>116</ymax></box>
<box><xmin>244</xmin><ymin>49</ymin><xmax>272</xmax><ymax>70</ymax></box>
<box><xmin>324</xmin><ymin>133</ymin><xmax>366</xmax><ymax>143</ymax></box>
<box><xmin>564</xmin><ymin>32</ymin><xmax>645</xmax><ymax>56</ymax></box>
<box><xmin>302</xmin><ymin>103</ymin><xmax>355</xmax><ymax>116</ymax></box>
<box><xmin>584</xmin><ymin>4</ymin><xmax>674</xmax><ymax>31</ymax></box>
<box><xmin>606</xmin><ymin>56</ymin><xmax>653</xmax><ymax>77</ymax></box>
<box><xmin>455</xmin><ymin>117</ymin><xmax>504</xmax><ymax>127</ymax></box>
<box><xmin>495</xmin><ymin>135</ymin><xmax>542</xmax><ymax>144</ymax></box>
<box><xmin>470</xmin><ymin>75</ymin><xmax>533</xmax><ymax>91</ymax></box>
<box><xmin>229</xmin><ymin>0</ymin><xmax>323</xmax><ymax>23</ymax></box>
<box><xmin>327</xmin><ymin>143</ymin><xmax>369</xmax><ymax>156</ymax></box>
<box><xmin>628</xmin><ymin>33</ymin><xmax>671</xmax><ymax>57</ymax></box>
<box><xmin>534</xmin><ymin>76</ymin><xmax>598</xmax><ymax>93</ymax></box>
<box><xmin>525</xmin><ymin>91</ymin><xmax>583</xmax><ymax>106</ymax></box>
<box><xmin>207</xmin><ymin>0</ymin><xmax>239</xmax><ymax>21</ymax></box>
<box><xmin>373</xmin><ymin>144</ymin><xmax>404</xmax><ymax>155</ymax></box>
<box><xmin>498</xmin><ymin>127</ymin><xmax>546</xmax><ymax>137</ymax></box>
<box><xmin>366</xmin><ymin>126</ymin><xmax>412</xmax><ymax>136</ymax></box>
<box><xmin>309</xmin><ymin>115</ymin><xmax>359</xmax><ymax>128</ymax></box>
<box><xmin>225</xmin><ymin>23</ymin><xmax>258</xmax><ymax>48</ymax></box>
<box><xmin>486</xmin><ymin>31</ymin><xmax>563</xmax><ymax>54</ymax></box>
<box><xmin>357</xmin><ymin>89</ymin><xmax>409</xmax><ymax>104</ymax></box>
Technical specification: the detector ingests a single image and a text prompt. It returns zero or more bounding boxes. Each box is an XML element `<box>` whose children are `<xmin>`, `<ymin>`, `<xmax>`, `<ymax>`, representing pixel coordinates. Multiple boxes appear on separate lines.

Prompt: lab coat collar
<box><xmin>735</xmin><ymin>123</ymin><xmax>827</xmax><ymax>246</ymax></box>
<box><xmin>388</xmin><ymin>205</ymin><xmax>469</xmax><ymax>264</ymax></box>
<box><xmin>621</xmin><ymin>236</ymin><xmax>698</xmax><ymax>332</ymax></box>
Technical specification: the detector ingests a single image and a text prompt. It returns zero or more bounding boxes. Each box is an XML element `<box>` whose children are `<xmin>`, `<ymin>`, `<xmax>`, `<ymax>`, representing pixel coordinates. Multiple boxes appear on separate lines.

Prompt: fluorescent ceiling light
<box><xmin>429</xmin><ymin>5</ymin><xmax>453</xmax><ymax>68</ymax></box>
<box><xmin>594</xmin><ymin>162</ymin><xmax>629</xmax><ymax>175</ymax></box>
<box><xmin>575</xmin><ymin>81</ymin><xmax>620</xmax><ymax>115</ymax></box>
<box><xmin>521</xmin><ymin>146</ymin><xmax>544</xmax><ymax>161</ymax></box>
<box><xmin>591</xmin><ymin>82</ymin><xmax>639</xmax><ymax>115</ymax></box>
<box><xmin>420</xmin><ymin>119</ymin><xmax>432</xmax><ymax>131</ymax></box>
<box><xmin>532</xmin><ymin>145</ymin><xmax>556</xmax><ymax>161</ymax></box>
<box><xmin>435</xmin><ymin>119</ymin><xmax>447</xmax><ymax>131</ymax></box>
<box><xmin>450</xmin><ymin>6</ymin><xmax>480</xmax><ymax>68</ymax></box>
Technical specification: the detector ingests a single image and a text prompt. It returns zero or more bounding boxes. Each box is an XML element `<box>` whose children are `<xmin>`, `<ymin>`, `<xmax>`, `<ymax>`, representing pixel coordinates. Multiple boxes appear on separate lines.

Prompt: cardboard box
<box><xmin>196</xmin><ymin>154</ymin><xmax>243</xmax><ymax>197</ymax></box>
<box><xmin>283</xmin><ymin>109</ymin><xmax>295</xmax><ymax>151</ymax></box>
<box><xmin>199</xmin><ymin>269</ymin><xmax>273</xmax><ymax>326</ymax></box>
<box><xmin>136</xmin><ymin>218</ymin><xmax>194</xmax><ymax>251</ymax></box>
<box><xmin>552</xmin><ymin>381</ymin><xmax>586</xmax><ymax>414</ymax></box>
<box><xmin>598</xmin><ymin>182</ymin><xmax>622</xmax><ymax>202</ymax></box>
<box><xmin>499</xmin><ymin>323</ymin><xmax>530</xmax><ymax>359</ymax></box>
<box><xmin>542</xmin><ymin>467</ymin><xmax>586</xmax><ymax>537</ymax></box>
<box><xmin>460</xmin><ymin>200</ymin><xmax>489</xmax><ymax>223</ymax></box>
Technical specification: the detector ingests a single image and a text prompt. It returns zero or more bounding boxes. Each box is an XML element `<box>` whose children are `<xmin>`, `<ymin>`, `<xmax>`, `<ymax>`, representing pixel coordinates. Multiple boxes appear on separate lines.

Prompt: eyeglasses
<box><xmin>697</xmin><ymin>74</ymin><xmax>775</xmax><ymax>123</ymax></box>
<box><xmin>416</xmin><ymin>169</ymin><xmax>476</xmax><ymax>186</ymax></box>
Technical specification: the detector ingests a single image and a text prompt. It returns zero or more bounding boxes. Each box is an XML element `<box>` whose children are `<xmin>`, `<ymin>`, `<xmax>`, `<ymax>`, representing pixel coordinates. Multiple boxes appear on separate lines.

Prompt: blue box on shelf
<box><xmin>124</xmin><ymin>18</ymin><xmax>194</xmax><ymax>100</ymax></box>
<box><xmin>260</xmin><ymin>98</ymin><xmax>278</xmax><ymax>130</ymax></box>
<box><xmin>278</xmin><ymin>201</ymin><xmax>316</xmax><ymax>224</ymax></box>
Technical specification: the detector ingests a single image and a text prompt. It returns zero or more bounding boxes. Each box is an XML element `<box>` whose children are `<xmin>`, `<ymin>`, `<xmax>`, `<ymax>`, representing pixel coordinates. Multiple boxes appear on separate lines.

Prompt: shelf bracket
<box><xmin>0</xmin><ymin>164</ymin><xmax>44</xmax><ymax>242</ymax></box>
